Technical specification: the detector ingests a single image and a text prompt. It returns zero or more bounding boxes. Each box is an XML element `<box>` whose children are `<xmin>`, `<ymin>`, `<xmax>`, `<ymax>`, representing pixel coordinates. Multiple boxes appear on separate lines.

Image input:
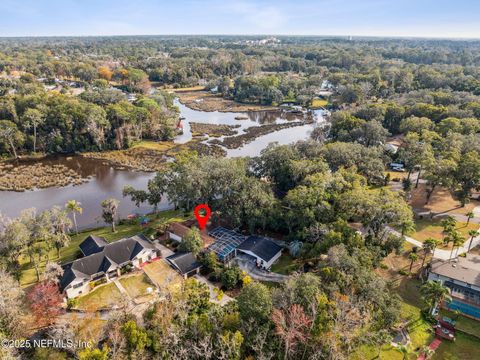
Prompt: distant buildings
<box><xmin>428</xmin><ymin>256</ymin><xmax>480</xmax><ymax>320</ymax></box>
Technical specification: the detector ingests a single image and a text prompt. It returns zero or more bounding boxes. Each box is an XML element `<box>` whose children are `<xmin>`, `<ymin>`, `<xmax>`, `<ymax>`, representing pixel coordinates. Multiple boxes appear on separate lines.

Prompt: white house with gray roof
<box><xmin>60</xmin><ymin>234</ymin><xmax>159</xmax><ymax>299</ymax></box>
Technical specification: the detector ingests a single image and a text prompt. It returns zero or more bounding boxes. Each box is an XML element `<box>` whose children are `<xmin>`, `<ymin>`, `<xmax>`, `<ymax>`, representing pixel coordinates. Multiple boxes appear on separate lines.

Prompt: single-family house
<box><xmin>60</xmin><ymin>234</ymin><xmax>159</xmax><ymax>299</ymax></box>
<box><xmin>166</xmin><ymin>222</ymin><xmax>214</xmax><ymax>248</ymax></box>
<box><xmin>236</xmin><ymin>236</ymin><xmax>283</xmax><ymax>269</ymax></box>
<box><xmin>166</xmin><ymin>252</ymin><xmax>202</xmax><ymax>279</ymax></box>
<box><xmin>427</xmin><ymin>256</ymin><xmax>480</xmax><ymax>320</ymax></box>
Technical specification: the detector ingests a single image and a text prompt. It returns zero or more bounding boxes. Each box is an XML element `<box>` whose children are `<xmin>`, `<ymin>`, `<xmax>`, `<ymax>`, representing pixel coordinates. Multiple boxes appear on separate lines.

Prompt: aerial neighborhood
<box><xmin>1</xmin><ymin>3</ymin><xmax>480</xmax><ymax>359</ymax></box>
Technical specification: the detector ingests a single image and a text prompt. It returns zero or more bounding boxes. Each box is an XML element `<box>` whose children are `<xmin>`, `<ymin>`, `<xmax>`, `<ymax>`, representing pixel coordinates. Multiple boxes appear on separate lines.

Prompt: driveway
<box><xmin>234</xmin><ymin>256</ymin><xmax>289</xmax><ymax>283</ymax></box>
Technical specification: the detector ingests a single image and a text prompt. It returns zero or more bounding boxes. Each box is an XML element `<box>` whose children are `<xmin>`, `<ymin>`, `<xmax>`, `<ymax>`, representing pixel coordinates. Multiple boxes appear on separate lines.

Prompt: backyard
<box><xmin>119</xmin><ymin>273</ymin><xmax>155</xmax><ymax>299</ymax></box>
<box><xmin>75</xmin><ymin>282</ymin><xmax>123</xmax><ymax>311</ymax></box>
<box><xmin>19</xmin><ymin>209</ymin><xmax>187</xmax><ymax>286</ymax></box>
<box><xmin>142</xmin><ymin>260</ymin><xmax>183</xmax><ymax>292</ymax></box>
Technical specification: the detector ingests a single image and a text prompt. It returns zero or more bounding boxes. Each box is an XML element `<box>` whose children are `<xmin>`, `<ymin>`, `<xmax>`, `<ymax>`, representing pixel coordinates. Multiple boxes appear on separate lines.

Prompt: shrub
<box><xmin>67</xmin><ymin>298</ymin><xmax>78</xmax><ymax>310</ymax></box>
<box><xmin>220</xmin><ymin>265</ymin><xmax>242</xmax><ymax>290</ymax></box>
<box><xmin>398</xmin><ymin>269</ymin><xmax>409</xmax><ymax>276</ymax></box>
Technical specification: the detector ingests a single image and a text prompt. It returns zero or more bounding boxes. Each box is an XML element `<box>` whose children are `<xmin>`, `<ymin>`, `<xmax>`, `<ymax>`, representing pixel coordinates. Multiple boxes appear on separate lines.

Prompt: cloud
<box><xmin>227</xmin><ymin>1</ymin><xmax>287</xmax><ymax>31</ymax></box>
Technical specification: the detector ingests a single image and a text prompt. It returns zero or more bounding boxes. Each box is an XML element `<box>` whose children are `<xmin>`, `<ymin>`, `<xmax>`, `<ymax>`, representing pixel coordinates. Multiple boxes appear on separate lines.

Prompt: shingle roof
<box><xmin>166</xmin><ymin>252</ymin><xmax>201</xmax><ymax>275</ymax></box>
<box><xmin>60</xmin><ymin>233</ymin><xmax>155</xmax><ymax>290</ymax></box>
<box><xmin>430</xmin><ymin>255</ymin><xmax>480</xmax><ymax>287</ymax></box>
<box><xmin>79</xmin><ymin>235</ymin><xmax>108</xmax><ymax>256</ymax></box>
<box><xmin>168</xmin><ymin>222</ymin><xmax>215</xmax><ymax>248</ymax></box>
<box><xmin>237</xmin><ymin>236</ymin><xmax>282</xmax><ymax>263</ymax></box>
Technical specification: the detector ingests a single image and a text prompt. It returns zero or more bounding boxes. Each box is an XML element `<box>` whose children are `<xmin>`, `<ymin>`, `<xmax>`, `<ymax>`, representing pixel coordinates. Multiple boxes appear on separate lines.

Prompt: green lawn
<box><xmin>411</xmin><ymin>218</ymin><xmax>478</xmax><ymax>245</ymax></box>
<box><xmin>119</xmin><ymin>273</ymin><xmax>154</xmax><ymax>298</ymax></box>
<box><xmin>433</xmin><ymin>332</ymin><xmax>480</xmax><ymax>360</ymax></box>
<box><xmin>75</xmin><ymin>282</ymin><xmax>123</xmax><ymax>311</ymax></box>
<box><xmin>19</xmin><ymin>209</ymin><xmax>187</xmax><ymax>286</ymax></box>
<box><xmin>271</xmin><ymin>253</ymin><xmax>302</xmax><ymax>275</ymax></box>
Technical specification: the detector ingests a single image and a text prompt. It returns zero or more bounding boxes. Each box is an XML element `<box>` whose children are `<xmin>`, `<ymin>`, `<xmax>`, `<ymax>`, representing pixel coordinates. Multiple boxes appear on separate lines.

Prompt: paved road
<box><xmin>388</xmin><ymin>227</ymin><xmax>480</xmax><ymax>260</ymax></box>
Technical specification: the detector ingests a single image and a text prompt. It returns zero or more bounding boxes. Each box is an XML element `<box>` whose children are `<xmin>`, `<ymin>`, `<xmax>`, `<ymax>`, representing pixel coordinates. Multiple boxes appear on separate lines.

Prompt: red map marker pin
<box><xmin>194</xmin><ymin>204</ymin><xmax>211</xmax><ymax>230</ymax></box>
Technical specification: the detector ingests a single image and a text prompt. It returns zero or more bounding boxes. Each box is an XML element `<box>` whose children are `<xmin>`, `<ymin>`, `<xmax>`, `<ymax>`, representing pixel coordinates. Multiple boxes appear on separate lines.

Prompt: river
<box><xmin>0</xmin><ymin>101</ymin><xmax>326</xmax><ymax>229</ymax></box>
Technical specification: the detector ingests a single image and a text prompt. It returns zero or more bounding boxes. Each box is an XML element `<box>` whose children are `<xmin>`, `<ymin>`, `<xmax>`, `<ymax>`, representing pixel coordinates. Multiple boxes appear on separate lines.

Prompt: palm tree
<box><xmin>421</xmin><ymin>280</ymin><xmax>452</xmax><ymax>315</ymax></box>
<box><xmin>425</xmin><ymin>237</ymin><xmax>441</xmax><ymax>265</ymax></box>
<box><xmin>441</xmin><ymin>216</ymin><xmax>456</xmax><ymax>242</ymax></box>
<box><xmin>466</xmin><ymin>211</ymin><xmax>474</xmax><ymax>225</ymax></box>
<box><xmin>422</xmin><ymin>238</ymin><xmax>437</xmax><ymax>268</ymax></box>
<box><xmin>467</xmin><ymin>229</ymin><xmax>479</xmax><ymax>252</ymax></box>
<box><xmin>65</xmin><ymin>200</ymin><xmax>83</xmax><ymax>235</ymax></box>
<box><xmin>408</xmin><ymin>252</ymin><xmax>419</xmax><ymax>273</ymax></box>
<box><xmin>448</xmin><ymin>231</ymin><xmax>465</xmax><ymax>260</ymax></box>
<box><xmin>101</xmin><ymin>198</ymin><xmax>119</xmax><ymax>232</ymax></box>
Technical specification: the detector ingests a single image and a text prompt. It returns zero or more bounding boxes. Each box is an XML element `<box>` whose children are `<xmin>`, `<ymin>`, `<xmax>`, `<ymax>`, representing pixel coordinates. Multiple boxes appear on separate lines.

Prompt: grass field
<box><xmin>75</xmin><ymin>282</ymin><xmax>123</xmax><ymax>311</ymax></box>
<box><xmin>142</xmin><ymin>260</ymin><xmax>182</xmax><ymax>292</ymax></box>
<box><xmin>433</xmin><ymin>332</ymin><xmax>480</xmax><ymax>359</ymax></box>
<box><xmin>310</xmin><ymin>98</ymin><xmax>328</xmax><ymax>108</ymax></box>
<box><xmin>19</xmin><ymin>209</ymin><xmax>186</xmax><ymax>286</ymax></box>
<box><xmin>411</xmin><ymin>218</ymin><xmax>479</xmax><ymax>245</ymax></box>
<box><xmin>119</xmin><ymin>273</ymin><xmax>154</xmax><ymax>298</ymax></box>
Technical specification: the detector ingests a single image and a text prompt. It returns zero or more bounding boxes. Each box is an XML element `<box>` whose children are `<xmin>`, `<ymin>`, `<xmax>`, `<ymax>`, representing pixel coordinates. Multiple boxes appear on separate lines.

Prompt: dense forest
<box><xmin>1</xmin><ymin>36</ymin><xmax>480</xmax><ymax>359</ymax></box>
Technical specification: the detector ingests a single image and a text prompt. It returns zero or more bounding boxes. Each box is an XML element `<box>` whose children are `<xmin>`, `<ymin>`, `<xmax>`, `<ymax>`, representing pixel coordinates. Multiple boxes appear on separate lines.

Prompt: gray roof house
<box><xmin>428</xmin><ymin>255</ymin><xmax>480</xmax><ymax>319</ymax></box>
<box><xmin>166</xmin><ymin>252</ymin><xmax>202</xmax><ymax>279</ymax></box>
<box><xmin>236</xmin><ymin>235</ymin><xmax>283</xmax><ymax>269</ymax></box>
<box><xmin>60</xmin><ymin>234</ymin><xmax>158</xmax><ymax>299</ymax></box>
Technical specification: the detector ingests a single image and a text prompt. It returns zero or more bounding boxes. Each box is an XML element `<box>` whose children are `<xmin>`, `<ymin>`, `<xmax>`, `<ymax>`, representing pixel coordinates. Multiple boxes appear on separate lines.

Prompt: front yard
<box><xmin>411</xmin><ymin>218</ymin><xmax>478</xmax><ymax>246</ymax></box>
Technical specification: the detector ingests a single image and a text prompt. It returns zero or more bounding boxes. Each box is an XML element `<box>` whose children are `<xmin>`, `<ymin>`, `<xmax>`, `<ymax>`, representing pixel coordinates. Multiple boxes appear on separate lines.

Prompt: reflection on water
<box><xmin>0</xmin><ymin>102</ymin><xmax>326</xmax><ymax>228</ymax></box>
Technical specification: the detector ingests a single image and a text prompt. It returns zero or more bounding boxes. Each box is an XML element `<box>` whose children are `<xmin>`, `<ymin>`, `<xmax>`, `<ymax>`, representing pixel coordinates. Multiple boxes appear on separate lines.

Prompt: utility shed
<box><xmin>236</xmin><ymin>236</ymin><xmax>282</xmax><ymax>269</ymax></box>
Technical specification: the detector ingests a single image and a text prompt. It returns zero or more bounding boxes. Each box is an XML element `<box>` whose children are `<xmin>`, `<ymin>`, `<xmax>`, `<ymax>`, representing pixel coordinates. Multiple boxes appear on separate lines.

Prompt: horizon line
<box><xmin>0</xmin><ymin>33</ymin><xmax>480</xmax><ymax>41</ymax></box>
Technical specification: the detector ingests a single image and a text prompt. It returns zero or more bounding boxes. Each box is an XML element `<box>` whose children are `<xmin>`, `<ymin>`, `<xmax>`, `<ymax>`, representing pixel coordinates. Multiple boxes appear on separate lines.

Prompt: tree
<box><xmin>23</xmin><ymin>108</ymin><xmax>45</xmax><ymax>153</ymax></box>
<box><xmin>78</xmin><ymin>346</ymin><xmax>110</xmax><ymax>360</ymax></box>
<box><xmin>178</xmin><ymin>227</ymin><xmax>203</xmax><ymax>255</ymax></box>
<box><xmin>467</xmin><ymin>230</ymin><xmax>480</xmax><ymax>252</ymax></box>
<box><xmin>466</xmin><ymin>211</ymin><xmax>475</xmax><ymax>225</ymax></box>
<box><xmin>0</xmin><ymin>216</ymin><xmax>29</xmax><ymax>277</ymax></box>
<box><xmin>43</xmin><ymin>262</ymin><xmax>64</xmax><ymax>284</ymax></box>
<box><xmin>272</xmin><ymin>304</ymin><xmax>312</xmax><ymax>360</ymax></box>
<box><xmin>420</xmin><ymin>281</ymin><xmax>452</xmax><ymax>315</ymax></box>
<box><xmin>451</xmin><ymin>231</ymin><xmax>466</xmax><ymax>259</ymax></box>
<box><xmin>122</xmin><ymin>185</ymin><xmax>148</xmax><ymax>208</ymax></box>
<box><xmin>65</xmin><ymin>200</ymin><xmax>82</xmax><ymax>235</ymax></box>
<box><xmin>454</xmin><ymin>151</ymin><xmax>480</xmax><ymax>206</ymax></box>
<box><xmin>0</xmin><ymin>120</ymin><xmax>24</xmax><ymax>158</ymax></box>
<box><xmin>422</xmin><ymin>238</ymin><xmax>438</xmax><ymax>268</ymax></box>
<box><xmin>424</xmin><ymin>158</ymin><xmax>456</xmax><ymax>204</ymax></box>
<box><xmin>408</xmin><ymin>252</ymin><xmax>418</xmax><ymax>273</ymax></box>
<box><xmin>50</xmin><ymin>206</ymin><xmax>72</xmax><ymax>259</ymax></box>
<box><xmin>0</xmin><ymin>270</ymin><xmax>25</xmax><ymax>338</ymax></box>
<box><xmin>237</xmin><ymin>282</ymin><xmax>272</xmax><ymax>322</ymax></box>
<box><xmin>101</xmin><ymin>198</ymin><xmax>119</xmax><ymax>232</ymax></box>
<box><xmin>27</xmin><ymin>281</ymin><xmax>63</xmax><ymax>326</ymax></box>
<box><xmin>220</xmin><ymin>265</ymin><xmax>242</xmax><ymax>290</ymax></box>
<box><xmin>121</xmin><ymin>320</ymin><xmax>151</xmax><ymax>356</ymax></box>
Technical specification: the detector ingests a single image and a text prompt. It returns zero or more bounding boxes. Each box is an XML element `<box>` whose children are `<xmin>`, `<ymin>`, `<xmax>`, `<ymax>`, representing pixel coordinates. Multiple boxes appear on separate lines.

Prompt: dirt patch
<box><xmin>0</xmin><ymin>161</ymin><xmax>87</xmax><ymax>191</ymax></box>
<box><xmin>209</xmin><ymin>121</ymin><xmax>307</xmax><ymax>149</ymax></box>
<box><xmin>177</xmin><ymin>91</ymin><xmax>278</xmax><ymax>112</ymax></box>
<box><xmin>376</xmin><ymin>242</ymin><xmax>428</xmax><ymax>281</ymax></box>
<box><xmin>189</xmin><ymin>122</ymin><xmax>240</xmax><ymax>137</ymax></box>
<box><xmin>410</xmin><ymin>183</ymin><xmax>479</xmax><ymax>215</ymax></box>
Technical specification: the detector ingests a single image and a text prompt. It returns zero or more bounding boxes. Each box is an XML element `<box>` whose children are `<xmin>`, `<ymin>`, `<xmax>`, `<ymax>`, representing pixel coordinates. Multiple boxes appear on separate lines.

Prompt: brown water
<box><xmin>0</xmin><ymin>102</ymin><xmax>326</xmax><ymax>229</ymax></box>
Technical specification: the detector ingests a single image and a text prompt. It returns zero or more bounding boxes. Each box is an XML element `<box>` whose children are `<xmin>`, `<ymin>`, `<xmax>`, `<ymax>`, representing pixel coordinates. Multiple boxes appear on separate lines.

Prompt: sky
<box><xmin>1</xmin><ymin>0</ymin><xmax>480</xmax><ymax>39</ymax></box>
